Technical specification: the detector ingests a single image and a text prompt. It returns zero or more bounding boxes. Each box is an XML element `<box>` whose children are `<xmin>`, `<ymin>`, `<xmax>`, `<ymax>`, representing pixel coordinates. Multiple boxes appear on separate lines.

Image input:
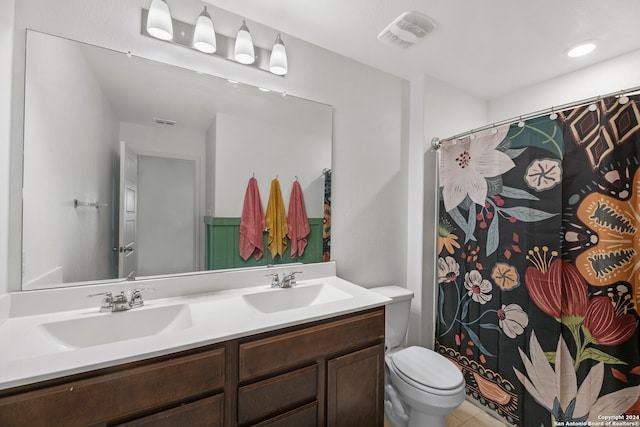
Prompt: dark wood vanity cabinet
<box><xmin>0</xmin><ymin>346</ymin><xmax>226</xmax><ymax>427</ymax></box>
<box><xmin>237</xmin><ymin>308</ymin><xmax>385</xmax><ymax>426</ymax></box>
<box><xmin>0</xmin><ymin>307</ymin><xmax>385</xmax><ymax>427</ymax></box>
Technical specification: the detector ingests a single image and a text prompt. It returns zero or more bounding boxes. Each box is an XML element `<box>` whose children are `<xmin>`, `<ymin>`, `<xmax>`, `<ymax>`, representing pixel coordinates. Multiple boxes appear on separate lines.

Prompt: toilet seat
<box><xmin>387</xmin><ymin>346</ymin><xmax>464</xmax><ymax>395</ymax></box>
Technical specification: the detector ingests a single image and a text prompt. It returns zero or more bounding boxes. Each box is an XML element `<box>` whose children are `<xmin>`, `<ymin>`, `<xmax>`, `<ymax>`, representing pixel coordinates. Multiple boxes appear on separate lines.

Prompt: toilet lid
<box><xmin>389</xmin><ymin>346</ymin><xmax>463</xmax><ymax>391</ymax></box>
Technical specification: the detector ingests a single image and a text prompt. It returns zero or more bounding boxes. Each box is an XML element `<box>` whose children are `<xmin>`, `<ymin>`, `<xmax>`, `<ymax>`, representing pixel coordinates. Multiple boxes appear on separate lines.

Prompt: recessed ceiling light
<box><xmin>566</xmin><ymin>42</ymin><xmax>596</xmax><ymax>58</ymax></box>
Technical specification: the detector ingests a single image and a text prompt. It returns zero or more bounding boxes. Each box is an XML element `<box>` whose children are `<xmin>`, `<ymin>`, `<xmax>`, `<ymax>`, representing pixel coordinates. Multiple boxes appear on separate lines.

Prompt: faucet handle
<box><xmin>88</xmin><ymin>291</ymin><xmax>112</xmax><ymax>298</ymax></box>
<box><xmin>132</xmin><ymin>287</ymin><xmax>155</xmax><ymax>294</ymax></box>
<box><xmin>287</xmin><ymin>271</ymin><xmax>303</xmax><ymax>276</ymax></box>
<box><xmin>265</xmin><ymin>273</ymin><xmax>280</xmax><ymax>288</ymax></box>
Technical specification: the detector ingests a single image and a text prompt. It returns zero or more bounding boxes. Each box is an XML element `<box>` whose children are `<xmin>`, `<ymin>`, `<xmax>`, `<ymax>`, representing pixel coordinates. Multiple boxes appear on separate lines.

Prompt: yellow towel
<box><xmin>265</xmin><ymin>179</ymin><xmax>288</xmax><ymax>258</ymax></box>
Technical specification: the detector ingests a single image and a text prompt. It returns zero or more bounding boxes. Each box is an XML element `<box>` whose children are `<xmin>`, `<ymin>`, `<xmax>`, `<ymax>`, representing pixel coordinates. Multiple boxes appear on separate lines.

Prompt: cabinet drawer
<box><xmin>238</xmin><ymin>364</ymin><xmax>317</xmax><ymax>425</ymax></box>
<box><xmin>251</xmin><ymin>401</ymin><xmax>318</xmax><ymax>427</ymax></box>
<box><xmin>239</xmin><ymin>308</ymin><xmax>384</xmax><ymax>381</ymax></box>
<box><xmin>116</xmin><ymin>393</ymin><xmax>224</xmax><ymax>427</ymax></box>
<box><xmin>0</xmin><ymin>347</ymin><xmax>225</xmax><ymax>427</ymax></box>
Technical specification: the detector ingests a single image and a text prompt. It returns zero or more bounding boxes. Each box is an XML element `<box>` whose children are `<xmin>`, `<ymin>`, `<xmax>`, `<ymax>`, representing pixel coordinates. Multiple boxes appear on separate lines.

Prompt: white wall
<box><xmin>6</xmin><ymin>0</ymin><xmax>407</xmax><ymax>293</ymax></box>
<box><xmin>489</xmin><ymin>49</ymin><xmax>640</xmax><ymax>122</ymax></box>
<box><xmin>0</xmin><ymin>0</ymin><xmax>15</xmax><ymax>294</ymax></box>
<box><xmin>22</xmin><ymin>32</ymin><xmax>119</xmax><ymax>287</ymax></box>
<box><xmin>405</xmin><ymin>77</ymin><xmax>424</xmax><ymax>347</ymax></box>
<box><xmin>205</xmin><ymin>118</ymin><xmax>216</xmax><ymax>216</ymax></box>
<box><xmin>214</xmin><ymin>113</ymin><xmax>329</xmax><ymax>218</ymax></box>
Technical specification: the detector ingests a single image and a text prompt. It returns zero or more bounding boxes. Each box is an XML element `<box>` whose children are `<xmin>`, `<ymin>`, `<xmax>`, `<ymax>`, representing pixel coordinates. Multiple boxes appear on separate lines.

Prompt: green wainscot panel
<box><xmin>204</xmin><ymin>217</ymin><xmax>324</xmax><ymax>270</ymax></box>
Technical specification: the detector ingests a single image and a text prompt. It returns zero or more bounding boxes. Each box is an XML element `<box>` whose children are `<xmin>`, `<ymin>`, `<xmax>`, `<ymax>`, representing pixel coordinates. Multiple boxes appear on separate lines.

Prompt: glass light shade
<box><xmin>269</xmin><ymin>34</ymin><xmax>288</xmax><ymax>75</ymax></box>
<box><xmin>234</xmin><ymin>21</ymin><xmax>255</xmax><ymax>64</ymax></box>
<box><xmin>147</xmin><ymin>0</ymin><xmax>173</xmax><ymax>41</ymax></box>
<box><xmin>193</xmin><ymin>6</ymin><xmax>216</xmax><ymax>53</ymax></box>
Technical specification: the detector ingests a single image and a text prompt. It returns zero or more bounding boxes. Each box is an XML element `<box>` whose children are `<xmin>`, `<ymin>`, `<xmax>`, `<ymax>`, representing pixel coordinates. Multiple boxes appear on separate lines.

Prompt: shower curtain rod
<box><xmin>430</xmin><ymin>85</ymin><xmax>640</xmax><ymax>150</ymax></box>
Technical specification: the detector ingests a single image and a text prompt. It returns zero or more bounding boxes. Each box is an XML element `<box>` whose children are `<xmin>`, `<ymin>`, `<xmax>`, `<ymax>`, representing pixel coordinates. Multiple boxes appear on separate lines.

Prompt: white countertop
<box><xmin>0</xmin><ymin>267</ymin><xmax>390</xmax><ymax>391</ymax></box>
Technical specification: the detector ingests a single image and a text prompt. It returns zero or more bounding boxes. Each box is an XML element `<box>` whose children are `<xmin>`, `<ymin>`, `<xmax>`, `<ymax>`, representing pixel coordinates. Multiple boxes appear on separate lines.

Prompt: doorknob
<box><xmin>114</xmin><ymin>246</ymin><xmax>134</xmax><ymax>253</ymax></box>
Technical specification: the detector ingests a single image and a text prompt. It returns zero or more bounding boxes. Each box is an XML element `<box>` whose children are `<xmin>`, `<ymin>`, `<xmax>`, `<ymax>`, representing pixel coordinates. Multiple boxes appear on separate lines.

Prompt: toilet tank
<box><xmin>370</xmin><ymin>286</ymin><xmax>414</xmax><ymax>351</ymax></box>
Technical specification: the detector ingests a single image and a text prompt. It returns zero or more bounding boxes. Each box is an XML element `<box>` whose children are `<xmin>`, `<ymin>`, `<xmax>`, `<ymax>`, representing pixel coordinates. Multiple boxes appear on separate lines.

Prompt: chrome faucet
<box><xmin>89</xmin><ymin>288</ymin><xmax>154</xmax><ymax>312</ymax></box>
<box><xmin>266</xmin><ymin>273</ymin><xmax>281</xmax><ymax>288</ymax></box>
<box><xmin>88</xmin><ymin>291</ymin><xmax>114</xmax><ymax>312</ymax></box>
<box><xmin>266</xmin><ymin>271</ymin><xmax>303</xmax><ymax>288</ymax></box>
<box><xmin>111</xmin><ymin>291</ymin><xmax>131</xmax><ymax>312</ymax></box>
<box><xmin>129</xmin><ymin>288</ymin><xmax>154</xmax><ymax>308</ymax></box>
<box><xmin>281</xmin><ymin>271</ymin><xmax>302</xmax><ymax>288</ymax></box>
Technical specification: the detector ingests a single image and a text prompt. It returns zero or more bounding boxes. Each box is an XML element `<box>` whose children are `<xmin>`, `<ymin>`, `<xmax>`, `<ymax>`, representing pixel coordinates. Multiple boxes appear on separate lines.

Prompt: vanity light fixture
<box><xmin>193</xmin><ymin>6</ymin><xmax>216</xmax><ymax>53</ymax></box>
<box><xmin>142</xmin><ymin>5</ymin><xmax>286</xmax><ymax>75</ymax></box>
<box><xmin>269</xmin><ymin>34</ymin><xmax>288</xmax><ymax>75</ymax></box>
<box><xmin>234</xmin><ymin>20</ymin><xmax>255</xmax><ymax>64</ymax></box>
<box><xmin>146</xmin><ymin>0</ymin><xmax>173</xmax><ymax>41</ymax></box>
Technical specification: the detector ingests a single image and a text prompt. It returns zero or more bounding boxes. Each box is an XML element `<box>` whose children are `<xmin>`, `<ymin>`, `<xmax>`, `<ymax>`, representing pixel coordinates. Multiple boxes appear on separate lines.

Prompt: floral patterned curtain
<box><xmin>435</xmin><ymin>95</ymin><xmax>640</xmax><ymax>427</ymax></box>
<box><xmin>323</xmin><ymin>169</ymin><xmax>332</xmax><ymax>262</ymax></box>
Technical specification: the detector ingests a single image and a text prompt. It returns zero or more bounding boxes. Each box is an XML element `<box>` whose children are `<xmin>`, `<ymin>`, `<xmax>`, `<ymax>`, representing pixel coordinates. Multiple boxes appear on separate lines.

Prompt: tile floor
<box><xmin>445</xmin><ymin>399</ymin><xmax>509</xmax><ymax>426</ymax></box>
<box><xmin>384</xmin><ymin>399</ymin><xmax>509</xmax><ymax>427</ymax></box>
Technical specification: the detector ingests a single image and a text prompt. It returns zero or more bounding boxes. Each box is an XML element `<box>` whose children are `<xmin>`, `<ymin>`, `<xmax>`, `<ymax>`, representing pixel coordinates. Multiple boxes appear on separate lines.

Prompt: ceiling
<box><xmin>204</xmin><ymin>0</ymin><xmax>640</xmax><ymax>100</ymax></box>
<box><xmin>76</xmin><ymin>37</ymin><xmax>331</xmax><ymax>134</ymax></box>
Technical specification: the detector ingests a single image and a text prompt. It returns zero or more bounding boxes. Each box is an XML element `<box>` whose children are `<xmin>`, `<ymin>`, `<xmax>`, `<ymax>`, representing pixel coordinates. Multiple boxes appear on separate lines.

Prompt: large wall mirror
<box><xmin>22</xmin><ymin>30</ymin><xmax>332</xmax><ymax>290</ymax></box>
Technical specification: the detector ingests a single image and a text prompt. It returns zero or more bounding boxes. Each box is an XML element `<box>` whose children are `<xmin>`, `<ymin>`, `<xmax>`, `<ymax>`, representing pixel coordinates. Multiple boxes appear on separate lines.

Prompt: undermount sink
<box><xmin>40</xmin><ymin>304</ymin><xmax>193</xmax><ymax>349</ymax></box>
<box><xmin>242</xmin><ymin>283</ymin><xmax>353</xmax><ymax>314</ymax></box>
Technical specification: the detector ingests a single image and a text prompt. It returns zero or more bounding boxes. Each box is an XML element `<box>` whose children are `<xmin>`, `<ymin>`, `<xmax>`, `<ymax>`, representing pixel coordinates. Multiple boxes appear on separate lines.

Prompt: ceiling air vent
<box><xmin>153</xmin><ymin>117</ymin><xmax>176</xmax><ymax>126</ymax></box>
<box><xmin>377</xmin><ymin>11</ymin><xmax>436</xmax><ymax>49</ymax></box>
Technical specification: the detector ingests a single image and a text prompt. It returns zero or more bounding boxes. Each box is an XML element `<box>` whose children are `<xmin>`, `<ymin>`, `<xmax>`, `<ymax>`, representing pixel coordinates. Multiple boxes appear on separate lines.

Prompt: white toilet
<box><xmin>371</xmin><ymin>286</ymin><xmax>466</xmax><ymax>427</ymax></box>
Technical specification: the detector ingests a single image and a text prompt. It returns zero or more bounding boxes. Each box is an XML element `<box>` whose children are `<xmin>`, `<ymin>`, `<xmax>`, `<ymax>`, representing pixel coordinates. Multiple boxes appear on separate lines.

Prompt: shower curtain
<box><xmin>435</xmin><ymin>95</ymin><xmax>640</xmax><ymax>426</ymax></box>
<box><xmin>323</xmin><ymin>169</ymin><xmax>332</xmax><ymax>262</ymax></box>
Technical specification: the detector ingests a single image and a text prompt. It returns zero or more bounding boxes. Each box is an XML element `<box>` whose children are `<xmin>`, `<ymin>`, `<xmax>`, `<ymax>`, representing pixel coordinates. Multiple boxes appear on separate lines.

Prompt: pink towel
<box><xmin>239</xmin><ymin>177</ymin><xmax>265</xmax><ymax>260</ymax></box>
<box><xmin>287</xmin><ymin>180</ymin><xmax>310</xmax><ymax>258</ymax></box>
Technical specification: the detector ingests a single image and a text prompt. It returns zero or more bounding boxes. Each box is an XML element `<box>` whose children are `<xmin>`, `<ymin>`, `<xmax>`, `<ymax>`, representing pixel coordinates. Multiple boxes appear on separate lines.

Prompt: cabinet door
<box><xmin>326</xmin><ymin>343</ymin><xmax>385</xmax><ymax>427</ymax></box>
